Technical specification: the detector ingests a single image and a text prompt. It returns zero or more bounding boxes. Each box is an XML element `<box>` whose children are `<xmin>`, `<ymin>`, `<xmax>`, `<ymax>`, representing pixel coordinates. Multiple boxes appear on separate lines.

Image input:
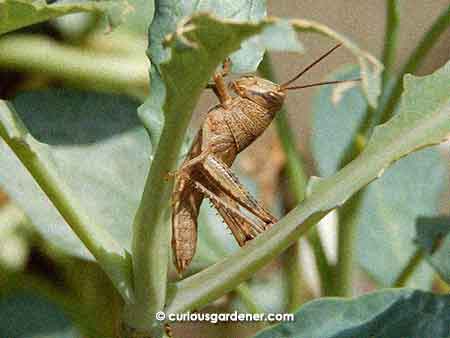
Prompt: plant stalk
<box><xmin>379</xmin><ymin>3</ymin><xmax>450</xmax><ymax>124</ymax></box>
<box><xmin>381</xmin><ymin>0</ymin><xmax>400</xmax><ymax>86</ymax></box>
<box><xmin>259</xmin><ymin>54</ymin><xmax>333</xmax><ymax>301</ymax></box>
<box><xmin>0</xmin><ymin>101</ymin><xmax>134</xmax><ymax>303</ymax></box>
<box><xmin>334</xmin><ymin>192</ymin><xmax>364</xmax><ymax>296</ymax></box>
<box><xmin>0</xmin><ymin>34</ymin><xmax>149</xmax><ymax>100</ymax></box>
<box><xmin>334</xmin><ymin>0</ymin><xmax>400</xmax><ymax>296</ymax></box>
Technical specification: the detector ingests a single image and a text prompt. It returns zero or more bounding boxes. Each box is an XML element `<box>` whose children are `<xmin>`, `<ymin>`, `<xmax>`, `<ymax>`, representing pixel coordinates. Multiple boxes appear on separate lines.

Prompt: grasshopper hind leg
<box><xmin>191</xmin><ymin>178</ymin><xmax>271</xmax><ymax>247</ymax></box>
<box><xmin>201</xmin><ymin>154</ymin><xmax>277</xmax><ymax>227</ymax></box>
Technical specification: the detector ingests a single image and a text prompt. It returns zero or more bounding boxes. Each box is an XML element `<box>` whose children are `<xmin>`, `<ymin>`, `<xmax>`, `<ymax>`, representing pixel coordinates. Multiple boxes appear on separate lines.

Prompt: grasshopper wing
<box><xmin>171</xmin><ymin>132</ymin><xmax>204</xmax><ymax>274</ymax></box>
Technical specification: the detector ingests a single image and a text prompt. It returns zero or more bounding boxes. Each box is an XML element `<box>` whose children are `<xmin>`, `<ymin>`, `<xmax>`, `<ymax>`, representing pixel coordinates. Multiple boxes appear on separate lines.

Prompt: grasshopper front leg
<box><xmin>207</xmin><ymin>58</ymin><xmax>232</xmax><ymax>108</ymax></box>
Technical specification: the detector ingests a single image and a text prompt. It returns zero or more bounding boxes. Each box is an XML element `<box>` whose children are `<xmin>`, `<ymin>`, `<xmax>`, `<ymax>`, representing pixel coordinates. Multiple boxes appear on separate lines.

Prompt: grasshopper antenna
<box><xmin>284</xmin><ymin>78</ymin><xmax>361</xmax><ymax>90</ymax></box>
<box><xmin>280</xmin><ymin>43</ymin><xmax>343</xmax><ymax>89</ymax></box>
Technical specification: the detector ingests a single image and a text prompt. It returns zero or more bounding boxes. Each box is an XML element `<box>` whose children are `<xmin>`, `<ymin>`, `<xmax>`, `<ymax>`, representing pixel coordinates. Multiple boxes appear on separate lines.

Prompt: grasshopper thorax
<box><xmin>231</xmin><ymin>76</ymin><xmax>286</xmax><ymax>113</ymax></box>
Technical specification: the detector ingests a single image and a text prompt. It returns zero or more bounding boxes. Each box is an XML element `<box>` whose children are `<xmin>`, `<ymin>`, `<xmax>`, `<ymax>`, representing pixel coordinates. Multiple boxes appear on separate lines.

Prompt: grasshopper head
<box><xmin>230</xmin><ymin>44</ymin><xmax>362</xmax><ymax>114</ymax></box>
<box><xmin>231</xmin><ymin>76</ymin><xmax>286</xmax><ymax>112</ymax></box>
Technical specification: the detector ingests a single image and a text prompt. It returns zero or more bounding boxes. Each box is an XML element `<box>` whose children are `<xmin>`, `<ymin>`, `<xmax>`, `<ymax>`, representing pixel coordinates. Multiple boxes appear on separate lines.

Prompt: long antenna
<box><xmin>284</xmin><ymin>78</ymin><xmax>361</xmax><ymax>90</ymax></box>
<box><xmin>280</xmin><ymin>43</ymin><xmax>343</xmax><ymax>89</ymax></box>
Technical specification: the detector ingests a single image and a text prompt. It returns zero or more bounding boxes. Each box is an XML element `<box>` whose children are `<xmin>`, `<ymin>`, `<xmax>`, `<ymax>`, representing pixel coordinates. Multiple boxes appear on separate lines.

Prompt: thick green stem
<box><xmin>276</xmin><ymin>109</ymin><xmax>308</xmax><ymax>307</ymax></box>
<box><xmin>0</xmin><ymin>101</ymin><xmax>134</xmax><ymax>303</ymax></box>
<box><xmin>258</xmin><ymin>54</ymin><xmax>332</xmax><ymax>300</ymax></box>
<box><xmin>333</xmin><ymin>107</ymin><xmax>371</xmax><ymax>297</ymax></box>
<box><xmin>281</xmin><ymin>243</ymin><xmax>305</xmax><ymax>312</ymax></box>
<box><xmin>333</xmin><ymin>0</ymin><xmax>400</xmax><ymax>296</ymax></box>
<box><xmin>380</xmin><ymin>4</ymin><xmax>450</xmax><ymax>124</ymax></box>
<box><xmin>123</xmin><ymin>122</ymin><xmax>176</xmax><ymax>331</ymax></box>
<box><xmin>123</xmin><ymin>15</ymin><xmax>268</xmax><ymax>332</ymax></box>
<box><xmin>381</xmin><ymin>0</ymin><xmax>400</xmax><ymax>86</ymax></box>
<box><xmin>123</xmin><ymin>67</ymin><xmax>193</xmax><ymax>331</ymax></box>
<box><xmin>307</xmin><ymin>229</ymin><xmax>333</xmax><ymax>296</ymax></box>
<box><xmin>0</xmin><ymin>34</ymin><xmax>149</xmax><ymax>100</ymax></box>
<box><xmin>334</xmin><ymin>192</ymin><xmax>364</xmax><ymax>296</ymax></box>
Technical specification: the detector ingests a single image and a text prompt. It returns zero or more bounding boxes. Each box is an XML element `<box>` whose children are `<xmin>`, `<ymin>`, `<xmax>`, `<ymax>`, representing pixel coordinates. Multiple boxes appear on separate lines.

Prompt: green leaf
<box><xmin>356</xmin><ymin>150</ymin><xmax>445</xmax><ymax>288</ymax></box>
<box><xmin>0</xmin><ymin>89</ymin><xmax>146</xmax><ymax>259</ymax></box>
<box><xmin>147</xmin><ymin>0</ymin><xmax>269</xmax><ymax>74</ymax></box>
<box><xmin>59</xmin><ymin>259</ymin><xmax>125</xmax><ymax>338</ymax></box>
<box><xmin>0</xmin><ymin>292</ymin><xmax>81</xmax><ymax>338</ymax></box>
<box><xmin>252</xmin><ymin>289</ymin><xmax>450</xmax><ymax>338</ymax></box>
<box><xmin>164</xmin><ymin>60</ymin><xmax>450</xmax><ymax>314</ymax></box>
<box><xmin>1</xmin><ymin>244</ymin><xmax>124</xmax><ymax>337</ymax></box>
<box><xmin>0</xmin><ymin>90</ymin><xmax>145</xmax><ymax>302</ymax></box>
<box><xmin>0</xmin><ymin>0</ymin><xmax>132</xmax><ymax>35</ymax></box>
<box><xmin>415</xmin><ymin>216</ymin><xmax>450</xmax><ymax>283</ymax></box>
<box><xmin>0</xmin><ymin>193</ymin><xmax>122</xmax><ymax>338</ymax></box>
<box><xmin>116</xmin><ymin>0</ymin><xmax>155</xmax><ymax>35</ymax></box>
<box><xmin>311</xmin><ymin>66</ymin><xmax>367</xmax><ymax>177</ymax></box>
<box><xmin>311</xmin><ymin>65</ymin><xmax>447</xmax><ymax>288</ymax></box>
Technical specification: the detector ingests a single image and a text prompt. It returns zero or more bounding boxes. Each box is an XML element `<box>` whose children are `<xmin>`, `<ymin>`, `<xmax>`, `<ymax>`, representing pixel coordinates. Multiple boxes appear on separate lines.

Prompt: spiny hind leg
<box><xmin>214</xmin><ymin>192</ymin><xmax>266</xmax><ymax>246</ymax></box>
<box><xmin>190</xmin><ymin>179</ymin><xmax>266</xmax><ymax>245</ymax></box>
<box><xmin>200</xmin><ymin>154</ymin><xmax>277</xmax><ymax>227</ymax></box>
<box><xmin>216</xmin><ymin>189</ymin><xmax>260</xmax><ymax>238</ymax></box>
<box><xmin>173</xmin><ymin>151</ymin><xmax>277</xmax><ymax>228</ymax></box>
<box><xmin>174</xmin><ymin>168</ymin><xmax>254</xmax><ymax>245</ymax></box>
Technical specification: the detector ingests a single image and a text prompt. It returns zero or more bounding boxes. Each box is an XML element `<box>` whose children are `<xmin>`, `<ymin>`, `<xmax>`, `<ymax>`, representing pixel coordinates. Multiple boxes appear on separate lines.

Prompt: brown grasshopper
<box><xmin>171</xmin><ymin>43</ymin><xmax>359</xmax><ymax>274</ymax></box>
